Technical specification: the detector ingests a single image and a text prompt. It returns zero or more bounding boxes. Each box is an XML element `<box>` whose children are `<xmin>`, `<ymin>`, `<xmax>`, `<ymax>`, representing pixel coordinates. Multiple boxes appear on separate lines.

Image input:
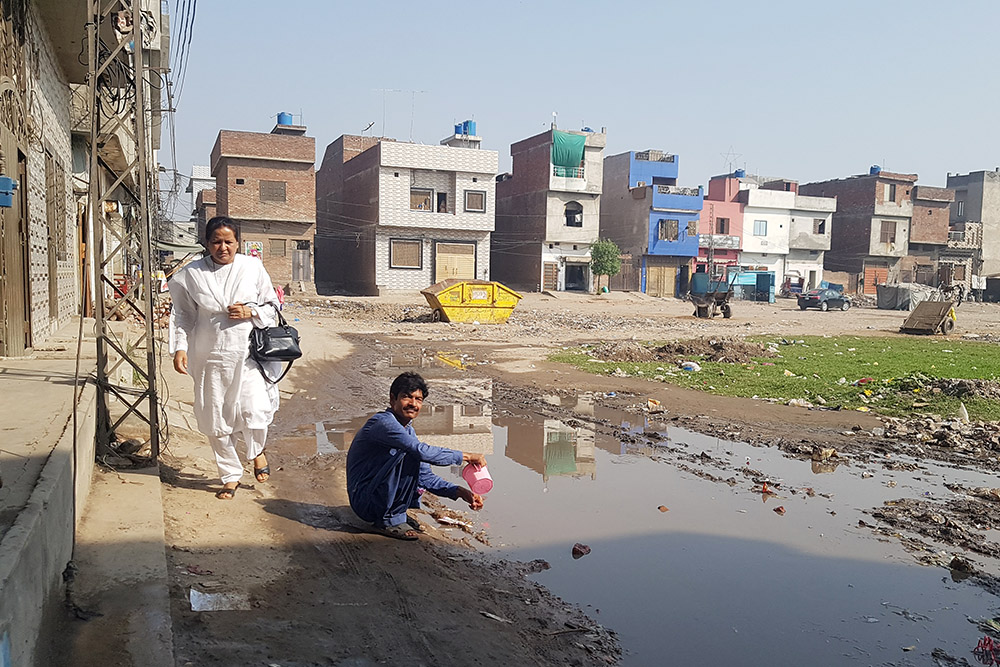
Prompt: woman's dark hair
<box><xmin>390</xmin><ymin>372</ymin><xmax>429</xmax><ymax>400</ymax></box>
<box><xmin>205</xmin><ymin>216</ymin><xmax>240</xmax><ymax>244</ymax></box>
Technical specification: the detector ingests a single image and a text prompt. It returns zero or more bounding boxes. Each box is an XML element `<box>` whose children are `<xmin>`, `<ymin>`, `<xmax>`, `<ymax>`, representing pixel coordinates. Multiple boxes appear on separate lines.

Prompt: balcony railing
<box><xmin>656</xmin><ymin>185</ymin><xmax>700</xmax><ymax>197</ymax></box>
<box><xmin>948</xmin><ymin>230</ymin><xmax>965</xmax><ymax>242</ymax></box>
<box><xmin>698</xmin><ymin>234</ymin><xmax>740</xmax><ymax>249</ymax></box>
<box><xmin>635</xmin><ymin>150</ymin><xmax>675</xmax><ymax>163</ymax></box>
<box><xmin>553</xmin><ymin>165</ymin><xmax>584</xmax><ymax>178</ymax></box>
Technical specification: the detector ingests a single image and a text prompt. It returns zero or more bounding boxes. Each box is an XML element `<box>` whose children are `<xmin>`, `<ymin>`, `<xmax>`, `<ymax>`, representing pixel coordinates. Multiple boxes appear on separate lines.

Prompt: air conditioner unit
<box><xmin>637</xmin><ymin>181</ymin><xmax>646</xmax><ymax>187</ymax></box>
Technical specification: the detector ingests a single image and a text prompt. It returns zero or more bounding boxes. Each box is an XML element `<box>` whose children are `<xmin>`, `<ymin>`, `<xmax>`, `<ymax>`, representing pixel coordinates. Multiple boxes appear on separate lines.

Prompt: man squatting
<box><xmin>347</xmin><ymin>372</ymin><xmax>486</xmax><ymax>540</ymax></box>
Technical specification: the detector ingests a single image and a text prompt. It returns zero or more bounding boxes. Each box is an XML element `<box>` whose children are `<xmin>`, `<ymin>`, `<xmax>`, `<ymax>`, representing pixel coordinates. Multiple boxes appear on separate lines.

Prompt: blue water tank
<box><xmin>454</xmin><ymin>123</ymin><xmax>463</xmax><ymax>135</ymax></box>
<box><xmin>277</xmin><ymin>112</ymin><xmax>293</xmax><ymax>126</ymax></box>
<box><xmin>469</xmin><ymin>120</ymin><xmax>476</xmax><ymax>136</ymax></box>
<box><xmin>734</xmin><ymin>169</ymin><xmax>746</xmax><ymax>178</ymax></box>
<box><xmin>870</xmin><ymin>165</ymin><xmax>882</xmax><ymax>175</ymax></box>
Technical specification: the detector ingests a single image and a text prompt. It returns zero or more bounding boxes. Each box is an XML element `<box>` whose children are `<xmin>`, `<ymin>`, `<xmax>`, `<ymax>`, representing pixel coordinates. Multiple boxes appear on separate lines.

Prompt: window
<box><xmin>884</xmin><ymin>183</ymin><xmax>896</xmax><ymax>203</ymax></box>
<box><xmin>410</xmin><ymin>188</ymin><xmax>433</xmax><ymax>211</ymax></box>
<box><xmin>390</xmin><ymin>239</ymin><xmax>422</xmax><ymax>269</ymax></box>
<box><xmin>436</xmin><ymin>193</ymin><xmax>448</xmax><ymax>213</ymax></box>
<box><xmin>957</xmin><ymin>200</ymin><xmax>965</xmax><ymax>218</ymax></box>
<box><xmin>753</xmin><ymin>219</ymin><xmax>767</xmax><ymax>236</ymax></box>
<box><xmin>954</xmin><ymin>265</ymin><xmax>966</xmax><ymax>280</ymax></box>
<box><xmin>296</xmin><ymin>240</ymin><xmax>311</xmax><ymax>250</ymax></box>
<box><xmin>880</xmin><ymin>220</ymin><xmax>896</xmax><ymax>244</ymax></box>
<box><xmin>658</xmin><ymin>218</ymin><xmax>680</xmax><ymax>241</ymax></box>
<box><xmin>716</xmin><ymin>217</ymin><xmax>729</xmax><ymax>234</ymax></box>
<box><xmin>813</xmin><ymin>218</ymin><xmax>826</xmax><ymax>234</ymax></box>
<box><xmin>235</xmin><ymin>178</ymin><xmax>245</xmax><ymax>185</ymax></box>
<box><xmin>269</xmin><ymin>238</ymin><xmax>286</xmax><ymax>256</ymax></box>
<box><xmin>564</xmin><ymin>201</ymin><xmax>583</xmax><ymax>227</ymax></box>
<box><xmin>464</xmin><ymin>190</ymin><xmax>486</xmax><ymax>212</ymax></box>
<box><xmin>260</xmin><ymin>180</ymin><xmax>286</xmax><ymax>202</ymax></box>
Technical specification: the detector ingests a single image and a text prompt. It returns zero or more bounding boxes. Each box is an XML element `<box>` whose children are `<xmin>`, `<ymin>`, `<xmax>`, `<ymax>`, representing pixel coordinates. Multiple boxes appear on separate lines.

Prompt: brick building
<box><xmin>801</xmin><ymin>169</ymin><xmax>958</xmax><ymax>293</ymax></box>
<box><xmin>314</xmin><ymin>128</ymin><xmax>498</xmax><ymax>295</ymax></box>
<box><xmin>209</xmin><ymin>121</ymin><xmax>316</xmax><ymax>291</ymax></box>
<box><xmin>948</xmin><ymin>169</ymin><xmax>999</xmax><ymax>292</ymax></box>
<box><xmin>494</xmin><ymin>127</ymin><xmax>606</xmax><ymax>293</ymax></box>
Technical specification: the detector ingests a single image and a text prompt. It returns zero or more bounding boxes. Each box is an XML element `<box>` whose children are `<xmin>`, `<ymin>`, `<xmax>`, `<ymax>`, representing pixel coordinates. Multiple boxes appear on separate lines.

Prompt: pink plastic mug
<box><xmin>462</xmin><ymin>463</ymin><xmax>493</xmax><ymax>495</ymax></box>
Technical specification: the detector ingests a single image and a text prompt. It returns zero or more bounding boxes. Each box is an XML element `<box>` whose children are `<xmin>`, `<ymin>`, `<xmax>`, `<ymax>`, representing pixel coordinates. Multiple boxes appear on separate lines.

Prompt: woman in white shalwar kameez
<box><xmin>169</xmin><ymin>217</ymin><xmax>282</xmax><ymax>499</ymax></box>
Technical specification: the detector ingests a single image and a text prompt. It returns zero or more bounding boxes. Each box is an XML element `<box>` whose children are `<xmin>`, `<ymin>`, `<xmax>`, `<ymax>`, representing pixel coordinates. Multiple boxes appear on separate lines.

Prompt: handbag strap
<box><xmin>255</xmin><ymin>357</ymin><xmax>293</xmax><ymax>384</ymax></box>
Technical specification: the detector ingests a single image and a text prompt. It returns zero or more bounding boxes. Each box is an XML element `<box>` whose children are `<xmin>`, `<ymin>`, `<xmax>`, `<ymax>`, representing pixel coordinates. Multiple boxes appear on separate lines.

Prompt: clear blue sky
<box><xmin>167</xmin><ymin>0</ymin><xmax>1000</xmax><ymax>206</ymax></box>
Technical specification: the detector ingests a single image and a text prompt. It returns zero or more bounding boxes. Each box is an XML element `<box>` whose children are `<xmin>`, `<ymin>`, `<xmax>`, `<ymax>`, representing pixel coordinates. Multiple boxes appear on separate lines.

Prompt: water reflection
<box><xmin>500</xmin><ymin>416</ymin><xmax>596</xmax><ymax>482</ymax></box>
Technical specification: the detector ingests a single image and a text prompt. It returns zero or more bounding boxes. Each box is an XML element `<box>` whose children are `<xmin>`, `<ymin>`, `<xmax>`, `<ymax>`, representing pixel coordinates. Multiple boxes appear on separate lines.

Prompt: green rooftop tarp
<box><xmin>551</xmin><ymin>130</ymin><xmax>586</xmax><ymax>169</ymax></box>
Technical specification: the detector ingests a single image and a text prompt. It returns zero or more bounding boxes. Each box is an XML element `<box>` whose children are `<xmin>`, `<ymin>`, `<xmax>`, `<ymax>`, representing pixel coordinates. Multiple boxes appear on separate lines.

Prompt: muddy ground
<box><xmin>68</xmin><ymin>293</ymin><xmax>1000</xmax><ymax>664</ymax></box>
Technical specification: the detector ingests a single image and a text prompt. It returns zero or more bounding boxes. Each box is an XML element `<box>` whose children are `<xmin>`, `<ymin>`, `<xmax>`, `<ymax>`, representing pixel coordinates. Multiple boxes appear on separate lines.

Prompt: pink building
<box><xmin>697</xmin><ymin>175</ymin><xmax>744</xmax><ymax>275</ymax></box>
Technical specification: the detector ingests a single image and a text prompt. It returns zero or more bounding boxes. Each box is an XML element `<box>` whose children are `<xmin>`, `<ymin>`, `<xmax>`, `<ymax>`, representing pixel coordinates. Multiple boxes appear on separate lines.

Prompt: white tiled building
<box><xmin>315</xmin><ymin>130</ymin><xmax>499</xmax><ymax>294</ymax></box>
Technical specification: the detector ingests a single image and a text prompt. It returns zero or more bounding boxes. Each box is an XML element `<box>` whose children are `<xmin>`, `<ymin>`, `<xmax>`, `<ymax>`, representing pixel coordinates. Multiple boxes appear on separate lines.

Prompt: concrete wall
<box><xmin>21</xmin><ymin>4</ymin><xmax>77</xmax><ymax>347</ymax></box>
<box><xmin>0</xmin><ymin>382</ymin><xmax>96</xmax><ymax>667</ymax></box>
<box><xmin>785</xmin><ymin>249</ymin><xmax>824</xmax><ymax>286</ymax></box>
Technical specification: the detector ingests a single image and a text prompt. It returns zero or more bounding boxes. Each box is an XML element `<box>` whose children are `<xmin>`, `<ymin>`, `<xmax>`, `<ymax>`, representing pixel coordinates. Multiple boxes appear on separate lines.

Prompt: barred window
<box><xmin>270</xmin><ymin>238</ymin><xmax>286</xmax><ymax>256</ymax></box>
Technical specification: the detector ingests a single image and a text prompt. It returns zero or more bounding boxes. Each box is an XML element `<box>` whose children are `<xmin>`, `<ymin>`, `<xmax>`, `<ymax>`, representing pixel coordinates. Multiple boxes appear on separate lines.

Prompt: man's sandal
<box><xmin>216</xmin><ymin>482</ymin><xmax>240</xmax><ymax>500</ymax></box>
<box><xmin>406</xmin><ymin>516</ymin><xmax>427</xmax><ymax>533</ymax></box>
<box><xmin>253</xmin><ymin>465</ymin><xmax>270</xmax><ymax>483</ymax></box>
<box><xmin>374</xmin><ymin>524</ymin><xmax>419</xmax><ymax>541</ymax></box>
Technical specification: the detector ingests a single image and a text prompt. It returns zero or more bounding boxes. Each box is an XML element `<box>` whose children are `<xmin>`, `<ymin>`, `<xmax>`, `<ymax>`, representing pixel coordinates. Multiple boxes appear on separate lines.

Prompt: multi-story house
<box><xmin>947</xmin><ymin>169</ymin><xmax>999</xmax><ymax>293</ymax></box>
<box><xmin>801</xmin><ymin>168</ymin><xmax>951</xmax><ymax>294</ymax></box>
<box><xmin>699</xmin><ymin>173</ymin><xmax>745</xmax><ymax>276</ymax></box>
<box><xmin>493</xmin><ymin>127</ymin><xmax>605</xmax><ymax>292</ymax></box>
<box><xmin>314</xmin><ymin>126</ymin><xmax>498</xmax><ymax>295</ymax></box>
<box><xmin>209</xmin><ymin>119</ymin><xmax>316</xmax><ymax>291</ymax></box>
<box><xmin>601</xmin><ymin>150</ymin><xmax>702</xmax><ymax>296</ymax></box>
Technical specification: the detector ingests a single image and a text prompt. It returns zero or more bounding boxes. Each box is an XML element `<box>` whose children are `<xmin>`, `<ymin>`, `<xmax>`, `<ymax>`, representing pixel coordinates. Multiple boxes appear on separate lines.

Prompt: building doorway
<box><xmin>564</xmin><ymin>263</ymin><xmax>588</xmax><ymax>291</ymax></box>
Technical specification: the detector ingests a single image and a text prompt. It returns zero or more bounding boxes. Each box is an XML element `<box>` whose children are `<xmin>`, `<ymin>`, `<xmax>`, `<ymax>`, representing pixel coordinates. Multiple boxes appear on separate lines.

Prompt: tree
<box><xmin>590</xmin><ymin>239</ymin><xmax>622</xmax><ymax>292</ymax></box>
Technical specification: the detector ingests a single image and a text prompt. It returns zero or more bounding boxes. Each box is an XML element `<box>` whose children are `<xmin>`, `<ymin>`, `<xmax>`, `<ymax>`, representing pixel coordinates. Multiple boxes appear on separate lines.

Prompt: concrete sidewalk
<box><xmin>0</xmin><ymin>318</ymin><xmax>174</xmax><ymax>666</ymax></box>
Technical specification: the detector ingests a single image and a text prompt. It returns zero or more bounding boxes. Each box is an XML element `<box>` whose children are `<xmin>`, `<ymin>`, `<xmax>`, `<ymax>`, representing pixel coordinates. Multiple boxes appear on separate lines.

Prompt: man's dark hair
<box><xmin>390</xmin><ymin>372</ymin><xmax>429</xmax><ymax>400</ymax></box>
<box><xmin>205</xmin><ymin>216</ymin><xmax>241</xmax><ymax>244</ymax></box>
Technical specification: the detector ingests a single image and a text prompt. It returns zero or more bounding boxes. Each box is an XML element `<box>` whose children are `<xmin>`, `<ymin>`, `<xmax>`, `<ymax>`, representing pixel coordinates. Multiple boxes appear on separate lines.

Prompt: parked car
<box><xmin>797</xmin><ymin>288</ymin><xmax>851</xmax><ymax>311</ymax></box>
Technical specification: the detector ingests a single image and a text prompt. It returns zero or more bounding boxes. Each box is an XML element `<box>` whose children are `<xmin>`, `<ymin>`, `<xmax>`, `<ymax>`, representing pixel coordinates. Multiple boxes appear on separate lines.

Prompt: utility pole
<box><xmin>87</xmin><ymin>0</ymin><xmax>161</xmax><ymax>458</ymax></box>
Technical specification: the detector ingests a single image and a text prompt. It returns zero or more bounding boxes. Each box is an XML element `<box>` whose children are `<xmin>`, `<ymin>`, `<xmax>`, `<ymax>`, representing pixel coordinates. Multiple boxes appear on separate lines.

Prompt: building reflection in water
<box><xmin>315</xmin><ymin>375</ymin><xmax>493</xmax><ymax>456</ymax></box>
<box><xmin>499</xmin><ymin>393</ymin><xmax>597</xmax><ymax>483</ymax></box>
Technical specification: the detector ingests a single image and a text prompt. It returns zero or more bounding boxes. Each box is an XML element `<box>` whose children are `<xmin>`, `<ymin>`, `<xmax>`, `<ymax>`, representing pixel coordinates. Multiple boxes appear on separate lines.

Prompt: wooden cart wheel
<box><xmin>940</xmin><ymin>318</ymin><xmax>955</xmax><ymax>334</ymax></box>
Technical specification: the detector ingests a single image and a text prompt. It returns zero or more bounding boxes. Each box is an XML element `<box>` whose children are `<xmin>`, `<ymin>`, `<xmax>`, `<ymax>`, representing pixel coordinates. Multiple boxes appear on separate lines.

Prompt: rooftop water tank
<box><xmin>277</xmin><ymin>112</ymin><xmax>293</xmax><ymax>126</ymax></box>
<box><xmin>734</xmin><ymin>169</ymin><xmax>746</xmax><ymax>178</ymax></box>
<box><xmin>870</xmin><ymin>165</ymin><xmax>882</xmax><ymax>175</ymax></box>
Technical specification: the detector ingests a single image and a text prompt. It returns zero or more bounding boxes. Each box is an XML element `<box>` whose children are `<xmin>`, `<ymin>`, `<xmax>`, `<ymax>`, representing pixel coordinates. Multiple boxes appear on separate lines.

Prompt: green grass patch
<box><xmin>550</xmin><ymin>336</ymin><xmax>1000</xmax><ymax>421</ymax></box>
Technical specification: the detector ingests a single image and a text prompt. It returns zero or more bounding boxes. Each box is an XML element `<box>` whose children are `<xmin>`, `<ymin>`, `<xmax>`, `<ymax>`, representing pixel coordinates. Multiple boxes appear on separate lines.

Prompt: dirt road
<box><xmin>72</xmin><ymin>293</ymin><xmax>1000</xmax><ymax>665</ymax></box>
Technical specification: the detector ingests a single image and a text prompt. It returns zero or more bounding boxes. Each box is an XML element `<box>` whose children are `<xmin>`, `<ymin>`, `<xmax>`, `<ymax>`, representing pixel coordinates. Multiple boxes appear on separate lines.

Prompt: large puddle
<box><xmin>309</xmin><ymin>360</ymin><xmax>1000</xmax><ymax>665</ymax></box>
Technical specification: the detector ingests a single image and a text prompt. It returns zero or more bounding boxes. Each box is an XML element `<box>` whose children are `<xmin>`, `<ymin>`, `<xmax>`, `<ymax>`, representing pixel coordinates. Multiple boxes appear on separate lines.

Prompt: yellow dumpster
<box><xmin>421</xmin><ymin>279</ymin><xmax>522</xmax><ymax>324</ymax></box>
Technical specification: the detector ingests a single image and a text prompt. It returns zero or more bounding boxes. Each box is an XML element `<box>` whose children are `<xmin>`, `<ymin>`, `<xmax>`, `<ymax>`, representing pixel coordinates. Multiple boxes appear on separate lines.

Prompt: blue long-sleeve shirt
<box><xmin>347</xmin><ymin>410</ymin><xmax>463</xmax><ymax>504</ymax></box>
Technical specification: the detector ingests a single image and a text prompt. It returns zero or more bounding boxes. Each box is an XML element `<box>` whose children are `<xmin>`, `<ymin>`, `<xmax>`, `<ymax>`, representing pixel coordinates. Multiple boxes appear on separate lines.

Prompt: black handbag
<box><xmin>249</xmin><ymin>308</ymin><xmax>301</xmax><ymax>383</ymax></box>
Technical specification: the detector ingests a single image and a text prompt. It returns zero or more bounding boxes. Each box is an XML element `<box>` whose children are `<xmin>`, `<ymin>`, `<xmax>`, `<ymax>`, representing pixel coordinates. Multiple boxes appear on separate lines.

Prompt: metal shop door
<box><xmin>434</xmin><ymin>242</ymin><xmax>475</xmax><ymax>283</ymax></box>
<box><xmin>0</xmin><ymin>136</ymin><xmax>31</xmax><ymax>355</ymax></box>
<box><xmin>863</xmin><ymin>263</ymin><xmax>889</xmax><ymax>295</ymax></box>
<box><xmin>292</xmin><ymin>241</ymin><xmax>312</xmax><ymax>282</ymax></box>
<box><xmin>646</xmin><ymin>259</ymin><xmax>676</xmax><ymax>298</ymax></box>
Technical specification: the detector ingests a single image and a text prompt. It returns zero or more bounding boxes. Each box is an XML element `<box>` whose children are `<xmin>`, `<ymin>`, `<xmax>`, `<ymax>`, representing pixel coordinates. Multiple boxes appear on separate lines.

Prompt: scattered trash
<box><xmin>480</xmin><ymin>611</ymin><xmax>513</xmax><ymax>623</ymax></box>
<box><xmin>773</xmin><ymin>506</ymin><xmax>786</xmax><ymax>515</ymax></box>
<box><xmin>681</xmin><ymin>361</ymin><xmax>702</xmax><ymax>372</ymax></box>
<box><xmin>185</xmin><ymin>564</ymin><xmax>213</xmax><ymax>576</ymax></box>
<box><xmin>974</xmin><ymin>636</ymin><xmax>1000</xmax><ymax>664</ymax></box>
<box><xmin>783</xmin><ymin>369</ymin><xmax>796</xmax><ymax>377</ymax></box>
<box><xmin>787</xmin><ymin>398</ymin><xmax>813</xmax><ymax>408</ymax></box>
<box><xmin>761</xmin><ymin>482</ymin><xmax>775</xmax><ymax>495</ymax></box>
<box><xmin>864</xmin><ymin>617</ymin><xmax>880</xmax><ymax>623</ymax></box>
<box><xmin>851</xmin><ymin>377</ymin><xmax>874</xmax><ymax>386</ymax></box>
<box><xmin>434</xmin><ymin>515</ymin><xmax>473</xmax><ymax>530</ymax></box>
<box><xmin>647</xmin><ymin>398</ymin><xmax>664</xmax><ymax>413</ymax></box>
<box><xmin>571</xmin><ymin>543</ymin><xmax>591</xmax><ymax>559</ymax></box>
<box><xmin>901</xmin><ymin>645</ymin><xmax>916</xmax><ymax>652</ymax></box>
<box><xmin>958</xmin><ymin>402</ymin><xmax>970</xmax><ymax>424</ymax></box>
<box><xmin>189</xmin><ymin>588</ymin><xmax>251</xmax><ymax>612</ymax></box>
<box><xmin>657</xmin><ymin>505</ymin><xmax>669</xmax><ymax>513</ymax></box>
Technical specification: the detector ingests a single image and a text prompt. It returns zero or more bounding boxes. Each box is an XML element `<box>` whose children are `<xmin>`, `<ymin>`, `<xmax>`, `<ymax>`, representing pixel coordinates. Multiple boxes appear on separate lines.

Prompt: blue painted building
<box><xmin>601</xmin><ymin>150</ymin><xmax>703</xmax><ymax>296</ymax></box>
